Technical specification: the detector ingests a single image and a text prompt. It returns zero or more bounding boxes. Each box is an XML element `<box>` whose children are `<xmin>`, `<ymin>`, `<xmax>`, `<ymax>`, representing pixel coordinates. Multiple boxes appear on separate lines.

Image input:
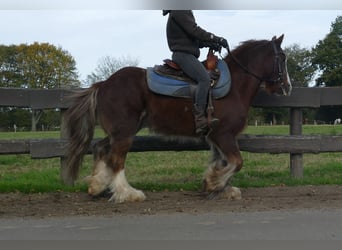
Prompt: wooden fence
<box><xmin>1</xmin><ymin>87</ymin><xmax>342</xmax><ymax>182</ymax></box>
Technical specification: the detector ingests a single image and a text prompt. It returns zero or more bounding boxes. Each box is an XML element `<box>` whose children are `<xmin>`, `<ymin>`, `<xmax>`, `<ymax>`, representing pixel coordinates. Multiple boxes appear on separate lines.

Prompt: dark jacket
<box><xmin>163</xmin><ymin>10</ymin><xmax>219</xmax><ymax>58</ymax></box>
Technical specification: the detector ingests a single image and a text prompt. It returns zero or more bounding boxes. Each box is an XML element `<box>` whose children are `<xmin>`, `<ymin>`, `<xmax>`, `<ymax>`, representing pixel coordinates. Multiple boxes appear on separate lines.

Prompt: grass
<box><xmin>0</xmin><ymin>128</ymin><xmax>107</xmax><ymax>139</ymax></box>
<box><xmin>0</xmin><ymin>125</ymin><xmax>342</xmax><ymax>193</ymax></box>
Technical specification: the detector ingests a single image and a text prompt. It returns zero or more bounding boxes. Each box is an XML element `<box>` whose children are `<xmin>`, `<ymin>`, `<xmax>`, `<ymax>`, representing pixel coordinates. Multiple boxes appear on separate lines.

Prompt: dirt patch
<box><xmin>1</xmin><ymin>185</ymin><xmax>342</xmax><ymax>218</ymax></box>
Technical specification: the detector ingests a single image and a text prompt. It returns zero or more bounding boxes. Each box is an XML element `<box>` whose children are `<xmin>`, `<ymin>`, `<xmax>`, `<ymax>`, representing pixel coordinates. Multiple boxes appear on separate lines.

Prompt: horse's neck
<box><xmin>227</xmin><ymin>62</ymin><xmax>262</xmax><ymax>108</ymax></box>
<box><xmin>239</xmin><ymin>76</ymin><xmax>262</xmax><ymax>109</ymax></box>
<box><xmin>226</xmin><ymin>53</ymin><xmax>266</xmax><ymax>108</ymax></box>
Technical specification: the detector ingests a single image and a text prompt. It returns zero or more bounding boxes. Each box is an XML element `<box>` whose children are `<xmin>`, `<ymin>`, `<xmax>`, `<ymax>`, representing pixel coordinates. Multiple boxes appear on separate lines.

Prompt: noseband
<box><xmin>226</xmin><ymin>41</ymin><xmax>285</xmax><ymax>84</ymax></box>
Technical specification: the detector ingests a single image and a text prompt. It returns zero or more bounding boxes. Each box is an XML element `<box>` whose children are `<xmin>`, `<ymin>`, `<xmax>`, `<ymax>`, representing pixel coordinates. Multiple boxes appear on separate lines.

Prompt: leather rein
<box><xmin>224</xmin><ymin>41</ymin><xmax>285</xmax><ymax>84</ymax></box>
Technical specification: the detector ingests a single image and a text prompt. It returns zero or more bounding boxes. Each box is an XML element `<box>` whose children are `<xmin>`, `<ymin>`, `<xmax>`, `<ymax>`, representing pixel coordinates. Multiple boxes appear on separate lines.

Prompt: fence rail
<box><xmin>2</xmin><ymin>87</ymin><xmax>342</xmax><ymax>108</ymax></box>
<box><xmin>1</xmin><ymin>87</ymin><xmax>342</xmax><ymax>180</ymax></box>
<box><xmin>2</xmin><ymin>134</ymin><xmax>342</xmax><ymax>158</ymax></box>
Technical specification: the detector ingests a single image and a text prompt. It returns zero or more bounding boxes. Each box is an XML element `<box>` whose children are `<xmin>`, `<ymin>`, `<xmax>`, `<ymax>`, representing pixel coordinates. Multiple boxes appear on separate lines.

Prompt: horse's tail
<box><xmin>64</xmin><ymin>84</ymin><xmax>100</xmax><ymax>185</ymax></box>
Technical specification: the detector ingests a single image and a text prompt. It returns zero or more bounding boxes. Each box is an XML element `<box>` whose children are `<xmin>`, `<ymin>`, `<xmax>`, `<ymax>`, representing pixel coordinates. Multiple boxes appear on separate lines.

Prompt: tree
<box><xmin>1</xmin><ymin>42</ymin><xmax>80</xmax><ymax>89</ymax></box>
<box><xmin>0</xmin><ymin>45</ymin><xmax>20</xmax><ymax>87</ymax></box>
<box><xmin>282</xmin><ymin>44</ymin><xmax>318</xmax><ymax>123</ymax></box>
<box><xmin>284</xmin><ymin>44</ymin><xmax>316</xmax><ymax>87</ymax></box>
<box><xmin>84</xmin><ymin>55</ymin><xmax>139</xmax><ymax>85</ymax></box>
<box><xmin>312</xmin><ymin>16</ymin><xmax>342</xmax><ymax>87</ymax></box>
<box><xmin>0</xmin><ymin>42</ymin><xmax>80</xmax><ymax>131</ymax></box>
<box><xmin>15</xmin><ymin>42</ymin><xmax>80</xmax><ymax>89</ymax></box>
<box><xmin>312</xmin><ymin>16</ymin><xmax>342</xmax><ymax>123</ymax></box>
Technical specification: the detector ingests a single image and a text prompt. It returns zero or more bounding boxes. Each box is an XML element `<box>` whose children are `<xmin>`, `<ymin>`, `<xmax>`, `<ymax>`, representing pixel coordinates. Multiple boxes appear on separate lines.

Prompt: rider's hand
<box><xmin>218</xmin><ymin>37</ymin><xmax>228</xmax><ymax>49</ymax></box>
<box><xmin>199</xmin><ymin>41</ymin><xmax>221</xmax><ymax>51</ymax></box>
<box><xmin>209</xmin><ymin>42</ymin><xmax>221</xmax><ymax>52</ymax></box>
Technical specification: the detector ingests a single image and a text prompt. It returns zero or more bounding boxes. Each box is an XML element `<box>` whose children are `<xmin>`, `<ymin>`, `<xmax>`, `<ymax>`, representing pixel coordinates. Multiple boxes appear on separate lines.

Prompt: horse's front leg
<box><xmin>203</xmin><ymin>135</ymin><xmax>243</xmax><ymax>200</ymax></box>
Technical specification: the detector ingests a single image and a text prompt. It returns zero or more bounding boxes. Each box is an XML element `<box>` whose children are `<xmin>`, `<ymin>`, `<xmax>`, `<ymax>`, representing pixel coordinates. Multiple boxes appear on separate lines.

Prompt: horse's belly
<box><xmin>146</xmin><ymin>98</ymin><xmax>196</xmax><ymax>136</ymax></box>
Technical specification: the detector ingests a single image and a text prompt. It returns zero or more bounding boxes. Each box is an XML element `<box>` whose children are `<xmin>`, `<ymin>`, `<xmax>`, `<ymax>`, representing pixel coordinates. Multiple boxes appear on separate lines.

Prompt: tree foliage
<box><xmin>0</xmin><ymin>108</ymin><xmax>60</xmax><ymax>132</ymax></box>
<box><xmin>310</xmin><ymin>16</ymin><xmax>342</xmax><ymax>123</ymax></box>
<box><xmin>284</xmin><ymin>44</ymin><xmax>316</xmax><ymax>87</ymax></box>
<box><xmin>84</xmin><ymin>55</ymin><xmax>139</xmax><ymax>86</ymax></box>
<box><xmin>0</xmin><ymin>45</ymin><xmax>19</xmax><ymax>87</ymax></box>
<box><xmin>0</xmin><ymin>42</ymin><xmax>80</xmax><ymax>88</ymax></box>
<box><xmin>312</xmin><ymin>16</ymin><xmax>342</xmax><ymax>87</ymax></box>
<box><xmin>0</xmin><ymin>42</ymin><xmax>80</xmax><ymax>131</ymax></box>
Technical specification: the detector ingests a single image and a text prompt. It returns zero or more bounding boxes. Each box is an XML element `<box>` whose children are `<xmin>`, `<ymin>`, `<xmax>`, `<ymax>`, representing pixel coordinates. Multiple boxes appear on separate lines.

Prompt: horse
<box><xmin>64</xmin><ymin>34</ymin><xmax>292</xmax><ymax>203</ymax></box>
<box><xmin>334</xmin><ymin>118</ymin><xmax>341</xmax><ymax>125</ymax></box>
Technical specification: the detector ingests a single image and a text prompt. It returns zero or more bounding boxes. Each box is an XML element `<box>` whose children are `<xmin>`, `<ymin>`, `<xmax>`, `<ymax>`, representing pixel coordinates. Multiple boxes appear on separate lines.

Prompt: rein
<box><xmin>224</xmin><ymin>41</ymin><xmax>283</xmax><ymax>84</ymax></box>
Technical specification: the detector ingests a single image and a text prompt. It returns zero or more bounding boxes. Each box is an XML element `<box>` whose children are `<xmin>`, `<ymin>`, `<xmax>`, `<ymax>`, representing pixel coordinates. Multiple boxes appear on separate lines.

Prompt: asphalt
<box><xmin>1</xmin><ymin>209</ymin><xmax>341</xmax><ymax>240</ymax></box>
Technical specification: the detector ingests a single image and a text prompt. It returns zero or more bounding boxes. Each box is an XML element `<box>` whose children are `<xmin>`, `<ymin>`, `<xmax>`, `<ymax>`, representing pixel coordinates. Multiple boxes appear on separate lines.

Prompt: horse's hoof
<box><xmin>109</xmin><ymin>189</ymin><xmax>146</xmax><ymax>203</ymax></box>
<box><xmin>86</xmin><ymin>176</ymin><xmax>108</xmax><ymax>196</ymax></box>
<box><xmin>221</xmin><ymin>186</ymin><xmax>242</xmax><ymax>200</ymax></box>
<box><xmin>204</xmin><ymin>186</ymin><xmax>242</xmax><ymax>200</ymax></box>
<box><xmin>204</xmin><ymin>190</ymin><xmax>220</xmax><ymax>200</ymax></box>
<box><xmin>89</xmin><ymin>189</ymin><xmax>112</xmax><ymax>199</ymax></box>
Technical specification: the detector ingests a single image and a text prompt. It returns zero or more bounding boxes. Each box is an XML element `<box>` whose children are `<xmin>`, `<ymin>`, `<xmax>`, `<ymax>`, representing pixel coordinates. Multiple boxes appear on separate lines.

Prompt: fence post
<box><xmin>290</xmin><ymin>107</ymin><xmax>303</xmax><ymax>178</ymax></box>
<box><xmin>60</xmin><ymin>108</ymin><xmax>74</xmax><ymax>185</ymax></box>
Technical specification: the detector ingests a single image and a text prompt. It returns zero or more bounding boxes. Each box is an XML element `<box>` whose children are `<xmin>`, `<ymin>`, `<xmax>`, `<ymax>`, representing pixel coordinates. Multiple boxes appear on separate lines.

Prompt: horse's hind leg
<box><xmin>87</xmin><ymin>135</ymin><xmax>145</xmax><ymax>203</ymax></box>
<box><xmin>86</xmin><ymin>137</ymin><xmax>113</xmax><ymax>196</ymax></box>
<box><xmin>106</xmin><ymin>136</ymin><xmax>146</xmax><ymax>203</ymax></box>
<box><xmin>203</xmin><ymin>134</ymin><xmax>243</xmax><ymax>200</ymax></box>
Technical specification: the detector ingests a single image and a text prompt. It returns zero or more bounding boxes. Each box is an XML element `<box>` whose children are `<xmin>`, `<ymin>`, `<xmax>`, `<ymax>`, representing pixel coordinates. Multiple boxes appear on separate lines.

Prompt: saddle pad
<box><xmin>146</xmin><ymin>59</ymin><xmax>232</xmax><ymax>99</ymax></box>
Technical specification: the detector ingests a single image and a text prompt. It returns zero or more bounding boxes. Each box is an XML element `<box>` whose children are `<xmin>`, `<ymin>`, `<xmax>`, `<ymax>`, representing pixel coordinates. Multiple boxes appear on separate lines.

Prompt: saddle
<box><xmin>154</xmin><ymin>50</ymin><xmax>221</xmax><ymax>86</ymax></box>
<box><xmin>146</xmin><ymin>52</ymin><xmax>232</xmax><ymax>100</ymax></box>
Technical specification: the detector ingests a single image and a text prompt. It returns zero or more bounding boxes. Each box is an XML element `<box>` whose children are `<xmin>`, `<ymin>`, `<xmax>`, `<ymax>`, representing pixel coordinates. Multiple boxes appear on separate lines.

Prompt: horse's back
<box><xmin>97</xmin><ymin>66</ymin><xmax>148</xmax><ymax>103</ymax></box>
<box><xmin>103</xmin><ymin>66</ymin><xmax>146</xmax><ymax>89</ymax></box>
<box><xmin>95</xmin><ymin>67</ymin><xmax>149</xmax><ymax>134</ymax></box>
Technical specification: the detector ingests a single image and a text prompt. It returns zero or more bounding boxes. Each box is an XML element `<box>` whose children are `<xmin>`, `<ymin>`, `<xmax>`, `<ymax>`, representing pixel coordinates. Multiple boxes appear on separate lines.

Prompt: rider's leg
<box><xmin>172</xmin><ymin>52</ymin><xmax>218</xmax><ymax>135</ymax></box>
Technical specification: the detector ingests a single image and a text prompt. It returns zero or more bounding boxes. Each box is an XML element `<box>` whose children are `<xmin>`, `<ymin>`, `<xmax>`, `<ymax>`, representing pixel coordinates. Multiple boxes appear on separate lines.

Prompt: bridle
<box><xmin>225</xmin><ymin>40</ymin><xmax>286</xmax><ymax>85</ymax></box>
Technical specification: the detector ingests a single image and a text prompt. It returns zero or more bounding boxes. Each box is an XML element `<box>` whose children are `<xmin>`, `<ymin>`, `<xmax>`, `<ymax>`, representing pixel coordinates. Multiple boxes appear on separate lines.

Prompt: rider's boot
<box><xmin>193</xmin><ymin>104</ymin><xmax>220</xmax><ymax>135</ymax></box>
<box><xmin>193</xmin><ymin>104</ymin><xmax>208</xmax><ymax>135</ymax></box>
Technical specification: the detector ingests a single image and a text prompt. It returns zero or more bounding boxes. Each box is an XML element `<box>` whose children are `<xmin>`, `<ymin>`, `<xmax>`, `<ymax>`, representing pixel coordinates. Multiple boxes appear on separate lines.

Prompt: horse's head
<box><xmin>262</xmin><ymin>34</ymin><xmax>292</xmax><ymax>96</ymax></box>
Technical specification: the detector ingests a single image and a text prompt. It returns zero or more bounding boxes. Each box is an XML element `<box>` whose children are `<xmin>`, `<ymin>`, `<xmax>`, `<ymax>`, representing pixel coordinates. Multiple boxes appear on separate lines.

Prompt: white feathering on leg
<box><xmin>109</xmin><ymin>169</ymin><xmax>146</xmax><ymax>203</ymax></box>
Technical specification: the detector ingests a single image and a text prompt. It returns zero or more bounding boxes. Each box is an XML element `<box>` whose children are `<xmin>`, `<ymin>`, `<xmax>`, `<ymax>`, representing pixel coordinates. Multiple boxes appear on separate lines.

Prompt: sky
<box><xmin>0</xmin><ymin>2</ymin><xmax>341</xmax><ymax>83</ymax></box>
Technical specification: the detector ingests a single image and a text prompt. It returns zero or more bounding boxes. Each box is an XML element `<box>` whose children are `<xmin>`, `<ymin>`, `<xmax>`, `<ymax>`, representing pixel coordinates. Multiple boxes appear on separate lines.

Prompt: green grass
<box><xmin>0</xmin><ymin>155</ymin><xmax>90</xmax><ymax>193</ymax></box>
<box><xmin>0</xmin><ymin>125</ymin><xmax>342</xmax><ymax>193</ymax></box>
<box><xmin>0</xmin><ymin>128</ymin><xmax>107</xmax><ymax>140</ymax></box>
<box><xmin>0</xmin><ymin>131</ymin><xmax>60</xmax><ymax>139</ymax></box>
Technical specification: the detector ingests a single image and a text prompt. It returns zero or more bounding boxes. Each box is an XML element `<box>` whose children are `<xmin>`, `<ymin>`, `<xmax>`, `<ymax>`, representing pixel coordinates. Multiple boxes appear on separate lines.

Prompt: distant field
<box><xmin>0</xmin><ymin>124</ymin><xmax>341</xmax><ymax>139</ymax></box>
<box><xmin>243</xmin><ymin>124</ymin><xmax>342</xmax><ymax>135</ymax></box>
<box><xmin>0</xmin><ymin>125</ymin><xmax>341</xmax><ymax>193</ymax></box>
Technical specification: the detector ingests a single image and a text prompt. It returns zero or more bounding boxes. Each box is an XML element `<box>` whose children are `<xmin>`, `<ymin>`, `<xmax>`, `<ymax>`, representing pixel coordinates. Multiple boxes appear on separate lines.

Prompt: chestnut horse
<box><xmin>65</xmin><ymin>35</ymin><xmax>292</xmax><ymax>203</ymax></box>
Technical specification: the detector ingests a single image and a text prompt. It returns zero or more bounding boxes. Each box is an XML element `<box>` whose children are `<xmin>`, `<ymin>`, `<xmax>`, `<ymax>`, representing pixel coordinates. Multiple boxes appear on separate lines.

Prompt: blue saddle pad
<box><xmin>146</xmin><ymin>59</ymin><xmax>231</xmax><ymax>99</ymax></box>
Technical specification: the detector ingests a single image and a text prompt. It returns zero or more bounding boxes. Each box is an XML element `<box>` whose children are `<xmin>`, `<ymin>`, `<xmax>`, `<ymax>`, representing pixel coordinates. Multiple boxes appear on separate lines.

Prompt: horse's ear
<box><xmin>275</xmin><ymin>34</ymin><xmax>284</xmax><ymax>44</ymax></box>
<box><xmin>271</xmin><ymin>34</ymin><xmax>284</xmax><ymax>44</ymax></box>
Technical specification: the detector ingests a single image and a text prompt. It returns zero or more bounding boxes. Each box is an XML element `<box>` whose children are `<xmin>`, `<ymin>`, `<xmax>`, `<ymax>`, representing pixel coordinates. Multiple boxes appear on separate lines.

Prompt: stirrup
<box><xmin>209</xmin><ymin>117</ymin><xmax>220</xmax><ymax>128</ymax></box>
<box><xmin>196</xmin><ymin>127</ymin><xmax>209</xmax><ymax>136</ymax></box>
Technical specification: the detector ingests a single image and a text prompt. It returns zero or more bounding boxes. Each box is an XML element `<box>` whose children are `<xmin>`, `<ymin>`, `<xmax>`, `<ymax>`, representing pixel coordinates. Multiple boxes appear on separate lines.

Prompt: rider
<box><xmin>163</xmin><ymin>10</ymin><xmax>228</xmax><ymax>135</ymax></box>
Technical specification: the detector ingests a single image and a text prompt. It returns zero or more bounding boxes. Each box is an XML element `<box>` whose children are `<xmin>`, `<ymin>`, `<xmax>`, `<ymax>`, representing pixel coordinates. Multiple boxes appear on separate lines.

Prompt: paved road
<box><xmin>1</xmin><ymin>209</ymin><xmax>341</xmax><ymax>240</ymax></box>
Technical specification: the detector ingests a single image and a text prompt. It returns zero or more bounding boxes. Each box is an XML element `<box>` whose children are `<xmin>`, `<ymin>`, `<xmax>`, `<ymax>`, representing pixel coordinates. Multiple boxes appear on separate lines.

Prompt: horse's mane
<box><xmin>229</xmin><ymin>39</ymin><xmax>270</xmax><ymax>59</ymax></box>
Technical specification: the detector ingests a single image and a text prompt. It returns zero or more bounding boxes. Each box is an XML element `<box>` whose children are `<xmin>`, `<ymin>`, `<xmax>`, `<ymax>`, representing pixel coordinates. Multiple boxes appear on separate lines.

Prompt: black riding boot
<box><xmin>193</xmin><ymin>104</ymin><xmax>209</xmax><ymax>135</ymax></box>
<box><xmin>193</xmin><ymin>104</ymin><xmax>220</xmax><ymax>135</ymax></box>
